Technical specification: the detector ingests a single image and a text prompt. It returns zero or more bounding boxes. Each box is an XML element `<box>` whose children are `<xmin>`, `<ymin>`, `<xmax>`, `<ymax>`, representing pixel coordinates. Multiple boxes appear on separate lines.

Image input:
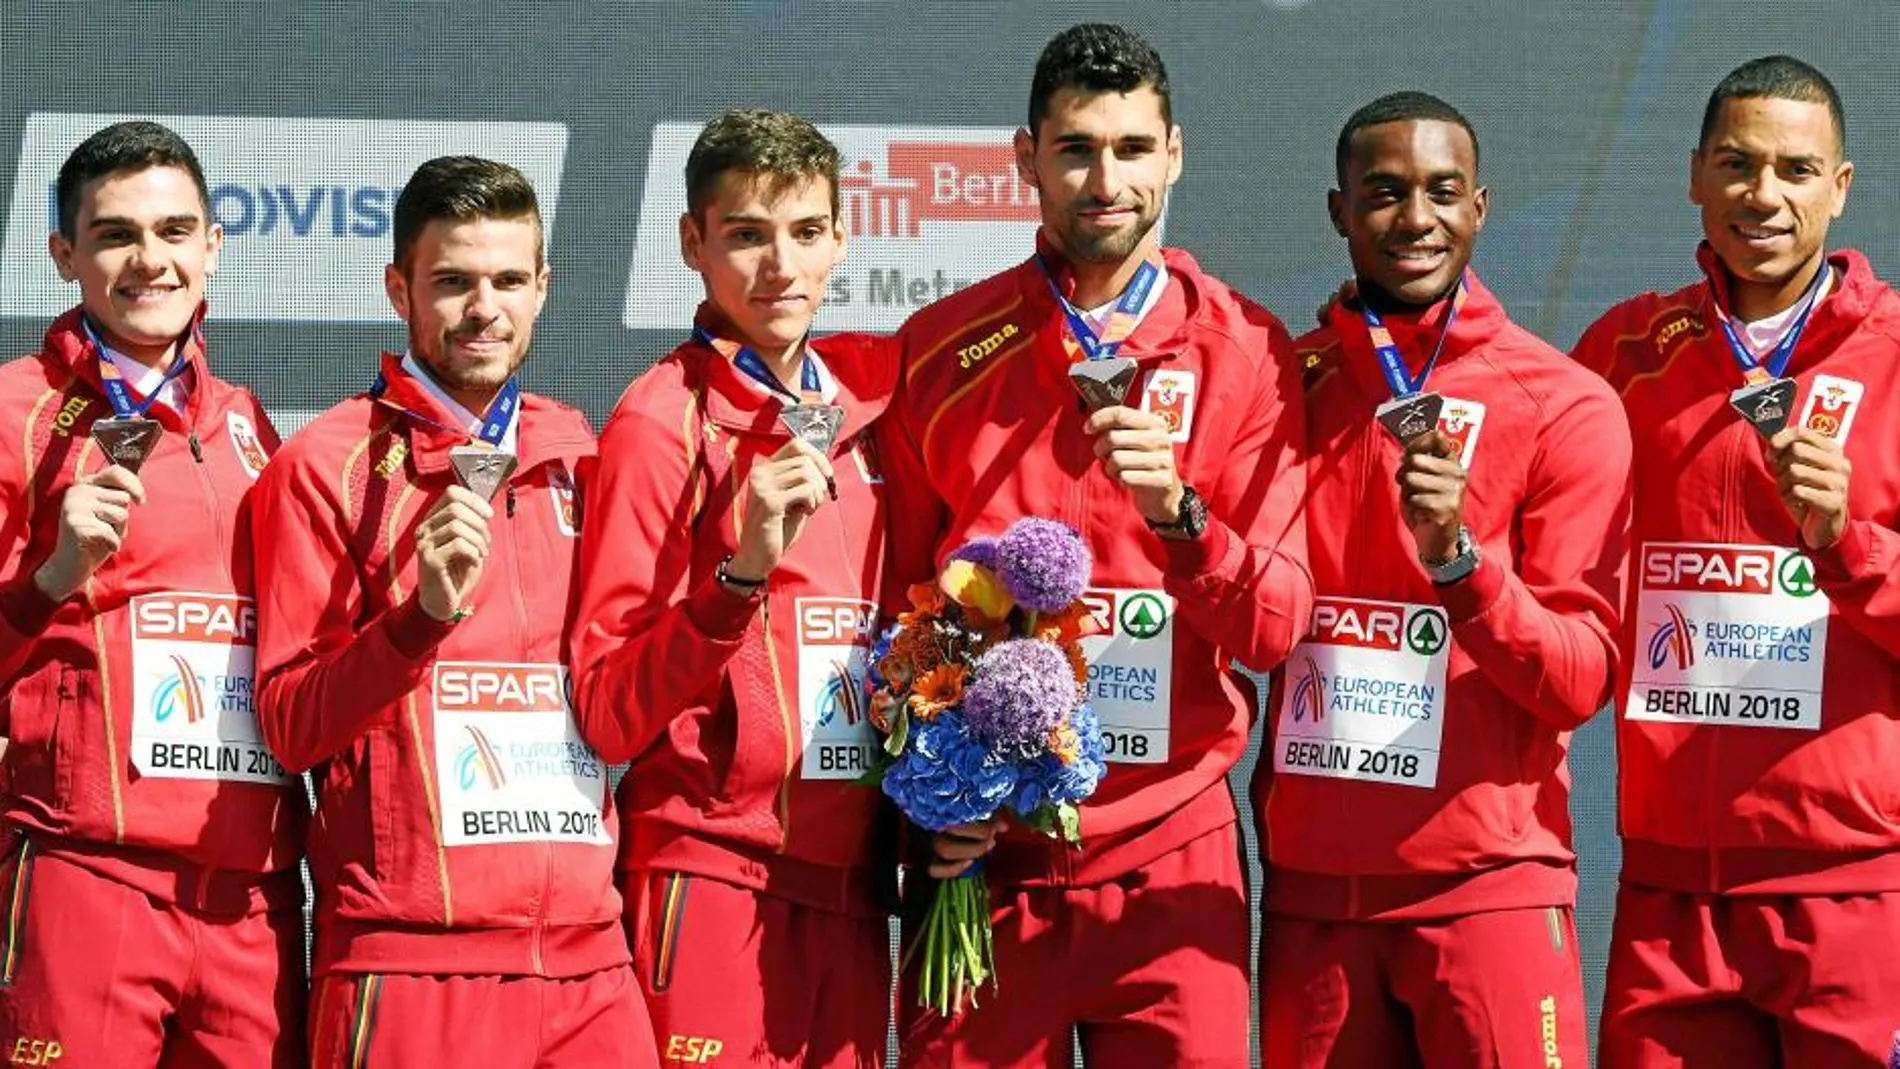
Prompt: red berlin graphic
<box><xmin>839</xmin><ymin>143</ymin><xmax>1041</xmax><ymax>239</ymax></box>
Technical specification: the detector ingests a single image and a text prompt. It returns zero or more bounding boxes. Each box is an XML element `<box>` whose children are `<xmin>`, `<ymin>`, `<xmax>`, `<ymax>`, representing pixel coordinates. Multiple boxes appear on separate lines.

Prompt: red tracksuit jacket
<box><xmin>881</xmin><ymin>240</ymin><xmax>1313</xmax><ymax>885</ymax></box>
<box><xmin>1574</xmin><ymin>246</ymin><xmax>1900</xmax><ymax>895</ymax></box>
<box><xmin>1258</xmin><ymin>274</ymin><xmax>1629</xmax><ymax>921</ymax></box>
<box><xmin>252</xmin><ymin>354</ymin><xmax>624</xmax><ymax>976</ymax></box>
<box><xmin>570</xmin><ymin>312</ymin><xmax>894</xmax><ymax>917</ymax></box>
<box><xmin>0</xmin><ymin>307</ymin><xmax>303</xmax><ymax>913</ymax></box>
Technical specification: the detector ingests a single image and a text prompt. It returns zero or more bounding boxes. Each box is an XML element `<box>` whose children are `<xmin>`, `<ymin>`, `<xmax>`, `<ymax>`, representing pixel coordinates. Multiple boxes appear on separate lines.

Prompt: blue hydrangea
<box><xmin>881</xmin><ymin>707</ymin><xmax>1021</xmax><ymax>831</ymax></box>
<box><xmin>1007</xmin><ymin>703</ymin><xmax>1107</xmax><ymax>814</ymax></box>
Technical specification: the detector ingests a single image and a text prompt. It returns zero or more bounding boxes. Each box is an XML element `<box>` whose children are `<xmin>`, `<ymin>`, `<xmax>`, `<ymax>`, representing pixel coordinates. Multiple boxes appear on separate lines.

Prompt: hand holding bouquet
<box><xmin>866</xmin><ymin>518</ymin><xmax>1109</xmax><ymax>1016</ymax></box>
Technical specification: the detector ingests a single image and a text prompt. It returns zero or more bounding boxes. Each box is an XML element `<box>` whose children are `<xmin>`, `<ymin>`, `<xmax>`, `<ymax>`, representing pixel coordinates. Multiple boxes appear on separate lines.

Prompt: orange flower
<box><xmin>1034</xmin><ymin>602</ymin><xmax>1104</xmax><ymax>645</ymax></box>
<box><xmin>1060</xmin><ymin>641</ymin><xmax>1089</xmax><ymax>687</ymax></box>
<box><xmin>906</xmin><ymin>662</ymin><xmax>967</xmax><ymax>722</ymax></box>
<box><xmin>900</xmin><ymin>581</ymin><xmax>947</xmax><ymax>626</ymax></box>
<box><xmin>879</xmin><ymin>625</ymin><xmax>945</xmax><ymax>690</ymax></box>
<box><xmin>940</xmin><ymin>560</ymin><xmax>1015</xmax><ymax>625</ymax></box>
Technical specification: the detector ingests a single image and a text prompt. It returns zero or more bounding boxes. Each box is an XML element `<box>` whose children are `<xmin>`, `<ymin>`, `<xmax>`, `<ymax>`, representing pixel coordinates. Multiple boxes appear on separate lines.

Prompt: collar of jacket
<box><xmin>1324</xmin><ymin>270</ymin><xmax>1510</xmax><ymax>403</ymax></box>
<box><xmin>40</xmin><ymin>302</ymin><xmax>212</xmax><ymax>433</ymax></box>
<box><xmin>1695</xmin><ymin>243</ymin><xmax>1890</xmax><ymax>374</ymax></box>
<box><xmin>368</xmin><ymin>350</ymin><xmax>590</xmax><ymax>477</ymax></box>
<box><xmin>1026</xmin><ymin>230</ymin><xmax>1204</xmax><ymax>363</ymax></box>
<box><xmin>684</xmin><ymin>301</ymin><xmax>893</xmax><ymax>447</ymax></box>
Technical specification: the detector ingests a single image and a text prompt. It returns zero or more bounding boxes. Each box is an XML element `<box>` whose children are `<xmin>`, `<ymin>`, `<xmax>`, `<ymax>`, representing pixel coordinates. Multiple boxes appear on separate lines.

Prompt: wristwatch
<box><xmin>1146</xmin><ymin>485</ymin><xmax>1208</xmax><ymax>541</ymax></box>
<box><xmin>716</xmin><ymin>555</ymin><xmax>767</xmax><ymax>599</ymax></box>
<box><xmin>1423</xmin><ymin>526</ymin><xmax>1482</xmax><ymax>586</ymax></box>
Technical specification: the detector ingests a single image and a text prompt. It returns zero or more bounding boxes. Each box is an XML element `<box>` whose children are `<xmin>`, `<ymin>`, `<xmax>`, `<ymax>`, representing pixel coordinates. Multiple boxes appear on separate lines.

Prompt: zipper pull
<box><xmin>188</xmin><ymin>429</ymin><xmax>204</xmax><ymax>463</ymax></box>
<box><xmin>505</xmin><ymin>482</ymin><xmax>516</xmax><ymax>518</ymax></box>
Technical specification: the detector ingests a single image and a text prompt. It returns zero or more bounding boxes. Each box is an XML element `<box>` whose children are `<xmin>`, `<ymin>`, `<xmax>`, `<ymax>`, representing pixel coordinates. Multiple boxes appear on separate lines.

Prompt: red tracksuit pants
<box><xmin>308</xmin><ymin>966</ymin><xmax>655</xmax><ymax>1068</ymax></box>
<box><xmin>0</xmin><ymin>840</ymin><xmax>304</xmax><ymax>1069</ymax></box>
<box><xmin>900</xmin><ymin>823</ymin><xmax>1253</xmax><ymax>1069</ymax></box>
<box><xmin>1598</xmin><ymin>883</ymin><xmax>1900</xmax><ymax>1068</ymax></box>
<box><xmin>623</xmin><ymin>870</ymin><xmax>891</xmax><ymax>1069</ymax></box>
<box><xmin>1262</xmin><ymin>906</ymin><xmax>1589</xmax><ymax>1069</ymax></box>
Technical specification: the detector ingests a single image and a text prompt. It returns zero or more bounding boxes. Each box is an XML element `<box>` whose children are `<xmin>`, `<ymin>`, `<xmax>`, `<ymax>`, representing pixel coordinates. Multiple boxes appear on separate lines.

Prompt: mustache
<box><xmin>449</xmin><ymin>322</ymin><xmax>512</xmax><ymax>341</ymax></box>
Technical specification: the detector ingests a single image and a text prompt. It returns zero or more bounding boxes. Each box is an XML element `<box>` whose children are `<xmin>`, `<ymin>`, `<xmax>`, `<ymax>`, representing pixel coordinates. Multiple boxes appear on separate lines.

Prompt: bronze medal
<box><xmin>90</xmin><ymin>416</ymin><xmax>163</xmax><ymax>473</ymax></box>
<box><xmin>449</xmin><ymin>445</ymin><xmax>518</xmax><ymax>502</ymax></box>
<box><xmin>1728</xmin><ymin>377</ymin><xmax>1796</xmax><ymax>438</ymax></box>
<box><xmin>1068</xmin><ymin>357</ymin><xmax>1138</xmax><ymax>412</ymax></box>
<box><xmin>1374</xmin><ymin>392</ymin><xmax>1444</xmax><ymax>444</ymax></box>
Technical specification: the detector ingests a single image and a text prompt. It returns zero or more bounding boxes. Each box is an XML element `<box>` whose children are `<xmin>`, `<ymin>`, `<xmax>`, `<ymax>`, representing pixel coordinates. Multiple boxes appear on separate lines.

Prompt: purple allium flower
<box><xmin>963</xmin><ymin>639</ymin><xmax>1078</xmax><ymax>757</ymax></box>
<box><xmin>881</xmin><ymin>708</ymin><xmax>1019</xmax><ymax>831</ymax></box>
<box><xmin>995</xmin><ymin>518</ymin><xmax>1090</xmax><ymax>613</ymax></box>
<box><xmin>946</xmin><ymin>536</ymin><xmax>999</xmax><ymax>572</ymax></box>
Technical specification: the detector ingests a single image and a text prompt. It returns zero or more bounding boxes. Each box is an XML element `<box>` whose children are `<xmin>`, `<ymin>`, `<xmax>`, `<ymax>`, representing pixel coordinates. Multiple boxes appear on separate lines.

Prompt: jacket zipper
<box><xmin>502</xmin><ymin>472</ymin><xmax>550</xmax><ymax>975</ymax></box>
<box><xmin>1709</xmin><ymin>426</ymin><xmax>1748</xmax><ymax>890</ymax></box>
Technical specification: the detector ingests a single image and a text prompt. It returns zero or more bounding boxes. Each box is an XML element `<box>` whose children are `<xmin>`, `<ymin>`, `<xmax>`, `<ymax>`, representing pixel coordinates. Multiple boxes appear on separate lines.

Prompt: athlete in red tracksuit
<box><xmin>252</xmin><ymin>157</ymin><xmax>651</xmax><ymax>1068</ymax></box>
<box><xmin>880</xmin><ymin>28</ymin><xmax>1310</xmax><ymax>1067</ymax></box>
<box><xmin>0</xmin><ymin>123</ymin><xmax>305</xmax><ymax>1069</ymax></box>
<box><xmin>571</xmin><ymin>110</ymin><xmax>894</xmax><ymax>1069</ymax></box>
<box><xmin>1258</xmin><ymin>93</ymin><xmax>1629</xmax><ymax>1069</ymax></box>
<box><xmin>1576</xmin><ymin>58</ymin><xmax>1900</xmax><ymax>1068</ymax></box>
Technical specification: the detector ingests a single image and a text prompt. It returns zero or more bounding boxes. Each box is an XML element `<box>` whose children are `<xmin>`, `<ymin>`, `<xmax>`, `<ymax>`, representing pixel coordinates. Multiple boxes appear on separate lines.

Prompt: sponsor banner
<box><xmin>1629</xmin><ymin>542</ymin><xmax>1829</xmax><ymax>730</ymax></box>
<box><xmin>1274</xmin><ymin>596</ymin><xmax>1450</xmax><ymax>789</ymax></box>
<box><xmin>623</xmin><ymin>122</ymin><xmax>1169</xmax><ymax>332</ymax></box>
<box><xmin>795</xmin><ymin>597</ymin><xmax>880</xmax><ymax>780</ymax></box>
<box><xmin>1078</xmin><ymin>588</ymin><xmax>1175</xmax><ymax>764</ymax></box>
<box><xmin>431</xmin><ymin>661</ymin><xmax>611</xmax><ymax>846</ymax></box>
<box><xmin>129</xmin><ymin>592</ymin><xmax>290</xmax><ymax>785</ymax></box>
<box><xmin>3</xmin><ymin>113</ymin><xmax>567</xmax><ymax>321</ymax></box>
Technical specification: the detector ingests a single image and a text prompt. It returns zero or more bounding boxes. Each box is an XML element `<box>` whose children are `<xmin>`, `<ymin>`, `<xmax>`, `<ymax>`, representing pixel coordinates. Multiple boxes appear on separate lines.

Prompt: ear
<box><xmin>203</xmin><ymin>219</ymin><xmax>224</xmax><ymax>278</ymax></box>
<box><xmin>830</xmin><ymin>213</ymin><xmax>848</xmax><ymax>268</ymax></box>
<box><xmin>1013</xmin><ymin>127</ymin><xmax>1039</xmax><ymax>193</ymax></box>
<box><xmin>1471</xmin><ymin>185</ymin><xmax>1490</xmax><ymax>234</ymax></box>
<box><xmin>1688</xmin><ymin>149</ymin><xmax>1705</xmax><ymax>206</ymax></box>
<box><xmin>678</xmin><ymin>211</ymin><xmax>704</xmax><ymax>273</ymax></box>
<box><xmin>47</xmin><ymin>230</ymin><xmax>77</xmax><ymax>282</ymax></box>
<box><xmin>533</xmin><ymin>263</ymin><xmax>551</xmax><ymax>317</ymax></box>
<box><xmin>1326</xmin><ymin>189</ymin><xmax>1348</xmax><ymax>238</ymax></box>
<box><xmin>1164</xmin><ymin>124</ymin><xmax>1183</xmax><ymax>186</ymax></box>
<box><xmin>1830</xmin><ymin>160</ymin><xmax>1854</xmax><ymax>219</ymax></box>
<box><xmin>384</xmin><ymin>262</ymin><xmax>411</xmax><ymax>321</ymax></box>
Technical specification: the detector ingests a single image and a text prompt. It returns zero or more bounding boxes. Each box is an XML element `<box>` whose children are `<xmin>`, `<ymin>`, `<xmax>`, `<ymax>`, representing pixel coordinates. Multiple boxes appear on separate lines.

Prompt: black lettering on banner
<box><xmin>1101</xmin><ymin>731</ymin><xmax>1151</xmax><ymax>760</ymax></box>
<box><xmin>1354</xmin><ymin>748</ymin><xmax>1420</xmax><ymax>780</ymax></box>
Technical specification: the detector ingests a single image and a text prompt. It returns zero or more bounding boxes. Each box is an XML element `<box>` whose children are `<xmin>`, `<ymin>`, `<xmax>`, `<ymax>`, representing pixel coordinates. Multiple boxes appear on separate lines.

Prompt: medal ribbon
<box><xmin>1709</xmin><ymin>262</ymin><xmax>1830</xmax><ymax>385</ymax></box>
<box><xmin>370</xmin><ymin>364</ymin><xmax>521</xmax><ymax>447</ymax></box>
<box><xmin>1040</xmin><ymin>254</ymin><xmax>1163</xmax><ymax>364</ymax></box>
<box><xmin>86</xmin><ymin>321</ymin><xmax>194</xmax><ymax>419</ymax></box>
<box><xmin>1362</xmin><ymin>275</ymin><xmax>1468</xmax><ymax>399</ymax></box>
<box><xmin>694</xmin><ymin>326</ymin><xmax>822</xmax><ymax>404</ymax></box>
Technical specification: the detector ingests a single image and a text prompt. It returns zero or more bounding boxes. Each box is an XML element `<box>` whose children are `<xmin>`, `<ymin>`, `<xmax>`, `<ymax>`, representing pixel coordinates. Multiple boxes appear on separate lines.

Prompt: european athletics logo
<box><xmin>1647</xmin><ymin>604</ymin><xmax>1696</xmax><ymax>671</ymax></box>
<box><xmin>815</xmin><ymin>660</ymin><xmax>867</xmax><ymax>729</ymax></box>
<box><xmin>1289</xmin><ymin>655</ymin><xmax>1326</xmax><ymax>724</ymax></box>
<box><xmin>454</xmin><ymin>726</ymin><xmax>507</xmax><ymax>791</ymax></box>
<box><xmin>150</xmin><ymin>654</ymin><xmax>208</xmax><ymax>724</ymax></box>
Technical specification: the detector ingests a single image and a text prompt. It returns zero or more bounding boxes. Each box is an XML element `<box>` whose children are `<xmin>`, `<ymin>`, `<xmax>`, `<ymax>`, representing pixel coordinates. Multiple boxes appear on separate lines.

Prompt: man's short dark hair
<box><xmin>1028</xmin><ymin>23</ymin><xmax>1172</xmax><ymax>135</ymax></box>
<box><xmin>392</xmin><ymin>156</ymin><xmax>543</xmax><ymax>270</ymax></box>
<box><xmin>1699</xmin><ymin>55</ymin><xmax>1846</xmax><ymax>154</ymax></box>
<box><xmin>56</xmin><ymin>121</ymin><xmax>211</xmax><ymax>239</ymax></box>
<box><xmin>1335</xmin><ymin>92</ymin><xmax>1480</xmax><ymax>186</ymax></box>
<box><xmin>684</xmin><ymin>109</ymin><xmax>842</xmax><ymax>225</ymax></box>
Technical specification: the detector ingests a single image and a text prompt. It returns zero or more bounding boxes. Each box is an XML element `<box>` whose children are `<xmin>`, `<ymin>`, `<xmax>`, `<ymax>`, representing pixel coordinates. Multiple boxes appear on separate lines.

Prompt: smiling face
<box><xmin>1330</xmin><ymin>118</ymin><xmax>1486</xmax><ymax>307</ymax></box>
<box><xmin>1016</xmin><ymin>84</ymin><xmax>1181</xmax><ymax>267</ymax></box>
<box><xmin>48</xmin><ymin>164</ymin><xmax>222</xmax><ymax>364</ymax></box>
<box><xmin>680</xmin><ymin>169</ymin><xmax>845</xmax><ymax>360</ymax></box>
<box><xmin>1691</xmin><ymin>95</ymin><xmax>1852</xmax><ymax>317</ymax></box>
<box><xmin>384</xmin><ymin>215</ymin><xmax>548</xmax><ymax>410</ymax></box>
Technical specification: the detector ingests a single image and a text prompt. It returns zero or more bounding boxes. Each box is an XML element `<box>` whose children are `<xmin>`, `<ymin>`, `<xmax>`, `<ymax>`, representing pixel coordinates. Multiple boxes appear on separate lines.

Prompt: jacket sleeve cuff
<box><xmin>682</xmin><ymin>572</ymin><xmax>762</xmax><ymax>640</ymax></box>
<box><xmin>1809</xmin><ymin>517</ymin><xmax>1874</xmax><ymax>583</ymax></box>
<box><xmin>1432</xmin><ymin>554</ymin><xmax>1506</xmax><ymax>623</ymax></box>
<box><xmin>384</xmin><ymin>594</ymin><xmax>459</xmax><ymax>661</ymax></box>
<box><xmin>0</xmin><ymin>574</ymin><xmax>62</xmax><ymax>640</ymax></box>
<box><xmin>1155</xmin><ymin>518</ymin><xmax>1237</xmax><ymax>581</ymax></box>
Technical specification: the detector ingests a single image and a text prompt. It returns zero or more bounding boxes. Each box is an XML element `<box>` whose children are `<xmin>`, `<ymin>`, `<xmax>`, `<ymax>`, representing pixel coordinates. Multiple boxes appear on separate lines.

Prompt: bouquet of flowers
<box><xmin>865</xmin><ymin>517</ymin><xmax>1109</xmax><ymax>1016</ymax></box>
